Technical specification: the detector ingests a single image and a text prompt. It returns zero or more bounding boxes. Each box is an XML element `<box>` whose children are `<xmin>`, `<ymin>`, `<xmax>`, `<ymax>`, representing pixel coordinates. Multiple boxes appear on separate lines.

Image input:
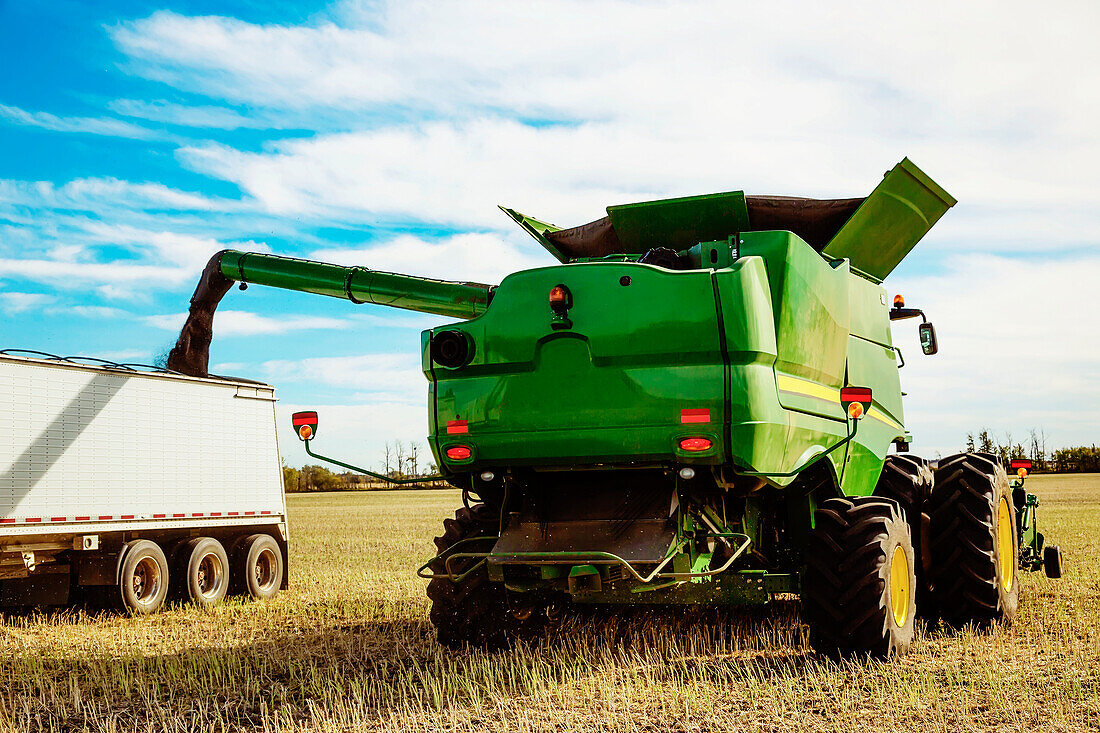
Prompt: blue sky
<box><xmin>1</xmin><ymin>0</ymin><xmax>1097</xmax><ymax>467</ymax></box>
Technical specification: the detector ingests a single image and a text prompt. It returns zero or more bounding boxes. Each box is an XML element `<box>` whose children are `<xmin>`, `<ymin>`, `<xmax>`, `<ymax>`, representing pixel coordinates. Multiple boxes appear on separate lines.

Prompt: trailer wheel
<box><xmin>874</xmin><ymin>455</ymin><xmax>934</xmax><ymax>615</ymax></box>
<box><xmin>427</xmin><ymin>504</ymin><xmax>542</xmax><ymax>650</ymax></box>
<box><xmin>930</xmin><ymin>453</ymin><xmax>1019</xmax><ymax>627</ymax></box>
<box><xmin>802</xmin><ymin>496</ymin><xmax>916</xmax><ymax>658</ymax></box>
<box><xmin>118</xmin><ymin>540</ymin><xmax>170</xmax><ymax>615</ymax></box>
<box><xmin>183</xmin><ymin>538</ymin><xmax>230</xmax><ymax>607</ymax></box>
<box><xmin>237</xmin><ymin>534</ymin><xmax>283</xmax><ymax>601</ymax></box>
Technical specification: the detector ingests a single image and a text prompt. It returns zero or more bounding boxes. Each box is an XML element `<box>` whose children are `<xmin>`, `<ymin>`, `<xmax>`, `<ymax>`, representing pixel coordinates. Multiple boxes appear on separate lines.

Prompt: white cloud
<box><xmin>313</xmin><ymin>232</ymin><xmax>547</xmax><ymax>284</ymax></box>
<box><xmin>891</xmin><ymin>253</ymin><xmax>1100</xmax><ymax>456</ymax></box>
<box><xmin>108</xmin><ymin>99</ymin><xmax>279</xmax><ymax>129</ymax></box>
<box><xmin>144</xmin><ymin>309</ymin><xmax>350</xmax><ymax>336</ymax></box>
<box><xmin>0</xmin><ymin>292</ymin><xmax>54</xmax><ymax>313</ymax></box>
<box><xmin>0</xmin><ymin>104</ymin><xmax>160</xmax><ymax>140</ymax></box>
<box><xmin>259</xmin><ymin>352</ymin><xmax>423</xmax><ymax>396</ymax></box>
<box><xmin>0</xmin><ymin>177</ymin><xmax>227</xmax><ymax>212</ymax></box>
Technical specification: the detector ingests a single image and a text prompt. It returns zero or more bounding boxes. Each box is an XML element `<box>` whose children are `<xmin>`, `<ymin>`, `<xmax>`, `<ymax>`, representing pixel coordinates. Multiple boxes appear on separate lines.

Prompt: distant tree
<box><xmin>282</xmin><ymin>462</ymin><xmax>300</xmax><ymax>493</ymax></box>
<box><xmin>978</xmin><ymin>429</ymin><xmax>995</xmax><ymax>454</ymax></box>
<box><xmin>966</xmin><ymin>433</ymin><xmax>976</xmax><ymax>452</ymax></box>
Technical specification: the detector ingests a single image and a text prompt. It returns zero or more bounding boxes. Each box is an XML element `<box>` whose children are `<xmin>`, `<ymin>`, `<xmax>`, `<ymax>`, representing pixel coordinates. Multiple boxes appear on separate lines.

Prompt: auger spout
<box><xmin>167</xmin><ymin>250</ymin><xmax>494</xmax><ymax>377</ymax></box>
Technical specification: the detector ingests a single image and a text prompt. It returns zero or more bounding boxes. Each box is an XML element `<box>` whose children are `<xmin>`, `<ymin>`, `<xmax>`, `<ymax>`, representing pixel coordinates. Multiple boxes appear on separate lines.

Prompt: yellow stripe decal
<box><xmin>776</xmin><ymin>374</ymin><xmax>839</xmax><ymax>403</ymax></box>
<box><xmin>867</xmin><ymin>407</ymin><xmax>903</xmax><ymax>431</ymax></box>
<box><xmin>777</xmin><ymin>374</ymin><xmax>904</xmax><ymax>432</ymax></box>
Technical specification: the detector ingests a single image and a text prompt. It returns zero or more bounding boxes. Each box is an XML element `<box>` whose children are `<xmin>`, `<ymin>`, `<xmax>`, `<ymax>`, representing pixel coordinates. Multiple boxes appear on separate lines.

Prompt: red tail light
<box><xmin>445</xmin><ymin>446</ymin><xmax>472</xmax><ymax>460</ymax></box>
<box><xmin>446</xmin><ymin>420</ymin><xmax>468</xmax><ymax>435</ymax></box>
<box><xmin>679</xmin><ymin>437</ymin><xmax>712</xmax><ymax>452</ymax></box>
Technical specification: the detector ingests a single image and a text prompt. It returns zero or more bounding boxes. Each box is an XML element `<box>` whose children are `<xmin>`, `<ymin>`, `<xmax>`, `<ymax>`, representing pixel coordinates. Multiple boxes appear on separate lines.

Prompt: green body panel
<box><xmin>607</xmin><ymin>191</ymin><xmax>750</xmax><ymax>253</ymax></box>
<box><xmin>427</xmin><ymin>230</ymin><xmax>903</xmax><ymax>498</ymax></box>
<box><xmin>428</xmin><ymin>263</ymin><xmax>727</xmax><ymax>467</ymax></box>
<box><xmin>823</xmin><ymin>158</ymin><xmax>957</xmax><ymax>281</ymax></box>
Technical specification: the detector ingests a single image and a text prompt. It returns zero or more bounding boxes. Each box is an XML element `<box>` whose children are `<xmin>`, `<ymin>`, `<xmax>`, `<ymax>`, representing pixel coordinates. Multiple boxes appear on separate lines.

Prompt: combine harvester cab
<box><xmin>173</xmin><ymin>158</ymin><xmax>1061</xmax><ymax>657</ymax></box>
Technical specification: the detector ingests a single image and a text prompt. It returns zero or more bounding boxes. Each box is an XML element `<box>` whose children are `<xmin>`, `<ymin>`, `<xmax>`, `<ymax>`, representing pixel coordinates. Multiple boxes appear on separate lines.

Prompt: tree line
<box><xmin>965</xmin><ymin>428</ymin><xmax>1099</xmax><ymax>473</ymax></box>
<box><xmin>283</xmin><ymin>440</ymin><xmax>443</xmax><ymax>493</ymax></box>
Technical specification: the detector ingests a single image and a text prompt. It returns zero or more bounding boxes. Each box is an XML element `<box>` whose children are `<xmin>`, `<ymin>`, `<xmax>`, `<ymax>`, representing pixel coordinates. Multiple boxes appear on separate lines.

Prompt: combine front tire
<box><xmin>930</xmin><ymin>453</ymin><xmax>1019</xmax><ymax>627</ymax></box>
<box><xmin>427</xmin><ymin>504</ymin><xmax>542</xmax><ymax>650</ymax></box>
<box><xmin>874</xmin><ymin>455</ymin><xmax>934</xmax><ymax>613</ymax></box>
<box><xmin>802</xmin><ymin>497</ymin><xmax>916</xmax><ymax>657</ymax></box>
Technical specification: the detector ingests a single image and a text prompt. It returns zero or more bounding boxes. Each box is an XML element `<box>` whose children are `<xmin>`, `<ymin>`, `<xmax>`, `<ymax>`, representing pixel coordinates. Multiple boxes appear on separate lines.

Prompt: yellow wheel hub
<box><xmin>889</xmin><ymin>545</ymin><xmax>911</xmax><ymax>627</ymax></box>
<box><xmin>997</xmin><ymin>497</ymin><xmax>1014</xmax><ymax>593</ymax></box>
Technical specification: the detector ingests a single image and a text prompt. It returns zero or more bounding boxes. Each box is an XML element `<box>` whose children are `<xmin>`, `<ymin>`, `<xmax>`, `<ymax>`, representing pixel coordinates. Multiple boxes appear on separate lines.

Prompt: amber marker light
<box><xmin>847</xmin><ymin>402</ymin><xmax>864</xmax><ymax>419</ymax></box>
<box><xmin>298</xmin><ymin>424</ymin><xmax>313</xmax><ymax>440</ymax></box>
<box><xmin>1017</xmin><ymin>468</ymin><xmax>1028</xmax><ymax>479</ymax></box>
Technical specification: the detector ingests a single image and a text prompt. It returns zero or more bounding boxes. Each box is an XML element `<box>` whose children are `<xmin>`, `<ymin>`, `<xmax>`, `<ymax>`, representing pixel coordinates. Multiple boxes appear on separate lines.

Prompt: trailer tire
<box><xmin>930</xmin><ymin>453</ymin><xmax>1019</xmax><ymax>627</ymax></box>
<box><xmin>118</xmin><ymin>540</ymin><xmax>170</xmax><ymax>615</ymax></box>
<box><xmin>874</xmin><ymin>455</ymin><xmax>934</xmax><ymax>615</ymax></box>
<box><xmin>802</xmin><ymin>496</ymin><xmax>916</xmax><ymax>658</ymax></box>
<box><xmin>183</xmin><ymin>538</ymin><xmax>230</xmax><ymax>608</ymax></box>
<box><xmin>235</xmin><ymin>534</ymin><xmax>283</xmax><ymax>601</ymax></box>
<box><xmin>427</xmin><ymin>504</ymin><xmax>542</xmax><ymax>650</ymax></box>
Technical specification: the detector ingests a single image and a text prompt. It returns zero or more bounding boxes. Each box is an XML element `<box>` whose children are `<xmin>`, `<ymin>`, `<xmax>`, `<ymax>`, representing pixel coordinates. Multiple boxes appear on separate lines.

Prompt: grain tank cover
<box><xmin>821</xmin><ymin>158</ymin><xmax>956</xmax><ymax>281</ymax></box>
<box><xmin>501</xmin><ymin>157</ymin><xmax>954</xmax><ymax>280</ymax></box>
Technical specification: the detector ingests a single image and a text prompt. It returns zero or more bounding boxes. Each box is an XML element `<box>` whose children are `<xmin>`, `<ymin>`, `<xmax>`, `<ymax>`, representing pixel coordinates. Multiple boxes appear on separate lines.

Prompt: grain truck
<box><xmin>0</xmin><ymin>351</ymin><xmax>288</xmax><ymax>613</ymax></box>
<box><xmin>170</xmin><ymin>158</ymin><xmax>1061</xmax><ymax>656</ymax></box>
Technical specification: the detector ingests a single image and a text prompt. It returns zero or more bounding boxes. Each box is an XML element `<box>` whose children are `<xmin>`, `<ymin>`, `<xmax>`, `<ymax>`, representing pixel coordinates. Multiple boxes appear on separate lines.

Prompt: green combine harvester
<box><xmin>170</xmin><ymin>158</ymin><xmax>1062</xmax><ymax>657</ymax></box>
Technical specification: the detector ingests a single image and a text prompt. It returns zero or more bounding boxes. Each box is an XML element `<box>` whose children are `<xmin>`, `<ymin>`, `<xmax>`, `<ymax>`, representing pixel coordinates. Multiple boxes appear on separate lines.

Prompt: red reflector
<box><xmin>840</xmin><ymin>386</ymin><xmax>873</xmax><ymax>403</ymax></box>
<box><xmin>1010</xmin><ymin>459</ymin><xmax>1032</xmax><ymax>469</ymax></box>
<box><xmin>446</xmin><ymin>445</ymin><xmax>472</xmax><ymax>460</ymax></box>
<box><xmin>680</xmin><ymin>408</ymin><xmax>710</xmax><ymax>424</ymax></box>
<box><xmin>446</xmin><ymin>420</ymin><xmax>469</xmax><ymax>435</ymax></box>
<box><xmin>679</xmin><ymin>437</ymin><xmax>712</xmax><ymax>452</ymax></box>
<box><xmin>291</xmin><ymin>411</ymin><xmax>317</xmax><ymax>426</ymax></box>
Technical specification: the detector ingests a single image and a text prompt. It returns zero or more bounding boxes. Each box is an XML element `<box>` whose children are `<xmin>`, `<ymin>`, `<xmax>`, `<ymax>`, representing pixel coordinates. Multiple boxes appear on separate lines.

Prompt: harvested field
<box><xmin>1</xmin><ymin>473</ymin><xmax>1097</xmax><ymax>732</ymax></box>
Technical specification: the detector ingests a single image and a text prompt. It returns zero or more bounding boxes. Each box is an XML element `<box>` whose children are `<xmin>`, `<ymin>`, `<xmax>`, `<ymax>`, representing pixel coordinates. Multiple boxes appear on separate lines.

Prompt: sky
<box><xmin>0</xmin><ymin>0</ymin><xmax>1097</xmax><ymax>468</ymax></box>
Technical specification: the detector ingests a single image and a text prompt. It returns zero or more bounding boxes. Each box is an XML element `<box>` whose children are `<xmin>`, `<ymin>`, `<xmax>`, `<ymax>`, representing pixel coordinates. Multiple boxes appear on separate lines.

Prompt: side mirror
<box><xmin>918</xmin><ymin>322</ymin><xmax>938</xmax><ymax>355</ymax></box>
<box><xmin>291</xmin><ymin>411</ymin><xmax>318</xmax><ymax>441</ymax></box>
<box><xmin>840</xmin><ymin>386</ymin><xmax>872</xmax><ymax>420</ymax></box>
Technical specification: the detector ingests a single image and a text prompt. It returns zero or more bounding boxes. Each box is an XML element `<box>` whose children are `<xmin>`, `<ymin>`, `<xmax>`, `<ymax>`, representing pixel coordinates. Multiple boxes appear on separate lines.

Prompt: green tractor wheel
<box><xmin>802</xmin><ymin>496</ymin><xmax>917</xmax><ymax>657</ymax></box>
<box><xmin>426</xmin><ymin>504</ymin><xmax>545</xmax><ymax>650</ymax></box>
<box><xmin>930</xmin><ymin>453</ymin><xmax>1019</xmax><ymax>627</ymax></box>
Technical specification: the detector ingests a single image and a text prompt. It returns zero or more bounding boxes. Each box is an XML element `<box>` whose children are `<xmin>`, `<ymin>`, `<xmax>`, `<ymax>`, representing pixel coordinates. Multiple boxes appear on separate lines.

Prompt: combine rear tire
<box><xmin>874</xmin><ymin>455</ymin><xmax>934</xmax><ymax>614</ymax></box>
<box><xmin>930</xmin><ymin>453</ymin><xmax>1019</xmax><ymax>627</ymax></box>
<box><xmin>427</xmin><ymin>504</ymin><xmax>542</xmax><ymax>650</ymax></box>
<box><xmin>802</xmin><ymin>496</ymin><xmax>916</xmax><ymax>657</ymax></box>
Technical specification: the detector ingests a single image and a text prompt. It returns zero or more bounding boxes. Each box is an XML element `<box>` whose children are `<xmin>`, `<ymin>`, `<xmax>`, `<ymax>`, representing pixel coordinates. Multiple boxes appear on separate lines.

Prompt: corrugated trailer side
<box><xmin>0</xmin><ymin>353</ymin><xmax>289</xmax><ymax>613</ymax></box>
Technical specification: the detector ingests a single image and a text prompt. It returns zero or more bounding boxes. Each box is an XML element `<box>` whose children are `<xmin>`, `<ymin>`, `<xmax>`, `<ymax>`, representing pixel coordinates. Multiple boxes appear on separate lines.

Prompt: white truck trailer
<box><xmin>0</xmin><ymin>351</ymin><xmax>288</xmax><ymax>613</ymax></box>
